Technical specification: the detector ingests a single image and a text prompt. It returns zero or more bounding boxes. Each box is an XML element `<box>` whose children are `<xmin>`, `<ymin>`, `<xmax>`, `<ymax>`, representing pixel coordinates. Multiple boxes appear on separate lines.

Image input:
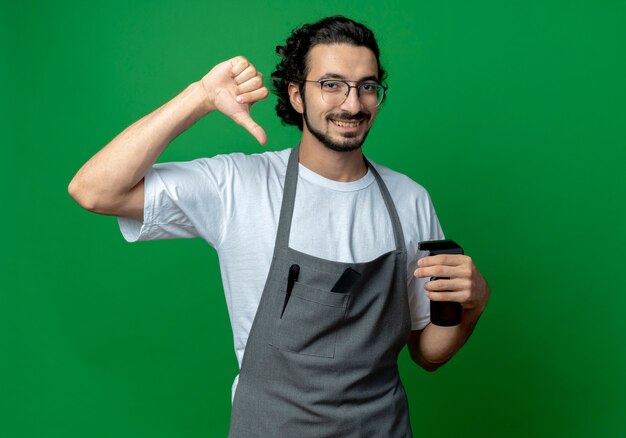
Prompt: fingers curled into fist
<box><xmin>200</xmin><ymin>56</ymin><xmax>269</xmax><ymax>144</ymax></box>
<box><xmin>230</xmin><ymin>57</ymin><xmax>268</xmax><ymax>104</ymax></box>
<box><xmin>414</xmin><ymin>254</ymin><xmax>490</xmax><ymax>313</ymax></box>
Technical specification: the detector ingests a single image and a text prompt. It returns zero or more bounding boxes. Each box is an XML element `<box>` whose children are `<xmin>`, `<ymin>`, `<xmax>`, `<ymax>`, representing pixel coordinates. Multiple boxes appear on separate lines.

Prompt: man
<box><xmin>70</xmin><ymin>16</ymin><xmax>489</xmax><ymax>437</ymax></box>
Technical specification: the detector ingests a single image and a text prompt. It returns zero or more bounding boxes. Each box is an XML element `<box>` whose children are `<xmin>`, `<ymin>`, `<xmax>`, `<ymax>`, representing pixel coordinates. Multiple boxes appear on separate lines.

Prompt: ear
<box><xmin>288</xmin><ymin>82</ymin><xmax>304</xmax><ymax>114</ymax></box>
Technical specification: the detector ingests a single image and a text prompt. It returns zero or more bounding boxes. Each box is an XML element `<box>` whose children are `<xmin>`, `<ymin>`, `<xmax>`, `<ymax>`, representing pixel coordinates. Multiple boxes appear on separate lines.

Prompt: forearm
<box><xmin>410</xmin><ymin>308</ymin><xmax>483</xmax><ymax>371</ymax></box>
<box><xmin>69</xmin><ymin>81</ymin><xmax>211</xmax><ymax>213</ymax></box>
<box><xmin>412</xmin><ymin>253</ymin><xmax>490</xmax><ymax>371</ymax></box>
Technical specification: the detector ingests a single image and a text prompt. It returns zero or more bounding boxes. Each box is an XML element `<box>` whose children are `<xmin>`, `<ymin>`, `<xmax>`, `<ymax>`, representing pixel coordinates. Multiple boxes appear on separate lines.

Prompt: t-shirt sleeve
<box><xmin>408</xmin><ymin>190</ymin><xmax>445</xmax><ymax>331</ymax></box>
<box><xmin>118</xmin><ymin>158</ymin><xmax>227</xmax><ymax>247</ymax></box>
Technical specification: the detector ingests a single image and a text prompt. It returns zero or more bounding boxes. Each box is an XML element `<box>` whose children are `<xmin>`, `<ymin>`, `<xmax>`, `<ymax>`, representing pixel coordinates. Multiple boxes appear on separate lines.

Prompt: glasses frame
<box><xmin>303</xmin><ymin>79</ymin><xmax>388</xmax><ymax>108</ymax></box>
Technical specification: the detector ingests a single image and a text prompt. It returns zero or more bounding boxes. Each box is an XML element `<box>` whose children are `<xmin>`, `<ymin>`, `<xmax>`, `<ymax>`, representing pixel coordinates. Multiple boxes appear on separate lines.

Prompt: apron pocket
<box><xmin>270</xmin><ymin>282</ymin><xmax>349</xmax><ymax>358</ymax></box>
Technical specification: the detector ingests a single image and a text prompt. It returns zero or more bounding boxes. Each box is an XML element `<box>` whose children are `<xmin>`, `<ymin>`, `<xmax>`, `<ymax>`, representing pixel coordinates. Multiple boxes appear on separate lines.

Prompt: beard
<box><xmin>302</xmin><ymin>109</ymin><xmax>371</xmax><ymax>153</ymax></box>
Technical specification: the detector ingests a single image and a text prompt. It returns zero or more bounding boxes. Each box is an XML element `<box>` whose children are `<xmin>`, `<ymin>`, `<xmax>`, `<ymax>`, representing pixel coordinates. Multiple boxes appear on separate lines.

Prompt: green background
<box><xmin>2</xmin><ymin>1</ymin><xmax>625</xmax><ymax>437</ymax></box>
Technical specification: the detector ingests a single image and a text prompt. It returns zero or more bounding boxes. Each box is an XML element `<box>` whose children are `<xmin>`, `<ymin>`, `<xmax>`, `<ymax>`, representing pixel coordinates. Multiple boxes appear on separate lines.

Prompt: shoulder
<box><xmin>153</xmin><ymin>148</ymin><xmax>291</xmax><ymax>185</ymax></box>
<box><xmin>368</xmin><ymin>160</ymin><xmax>443</xmax><ymax>250</ymax></box>
<box><xmin>369</xmin><ymin>160</ymin><xmax>431</xmax><ymax>203</ymax></box>
<box><xmin>186</xmin><ymin>148</ymin><xmax>289</xmax><ymax>172</ymax></box>
<box><xmin>202</xmin><ymin>148</ymin><xmax>290</xmax><ymax>169</ymax></box>
<box><xmin>197</xmin><ymin>148</ymin><xmax>290</xmax><ymax>181</ymax></box>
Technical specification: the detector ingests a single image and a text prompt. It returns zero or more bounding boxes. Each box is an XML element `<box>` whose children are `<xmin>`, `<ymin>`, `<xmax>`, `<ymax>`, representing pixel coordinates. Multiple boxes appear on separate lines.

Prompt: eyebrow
<box><xmin>317</xmin><ymin>73</ymin><xmax>380</xmax><ymax>82</ymax></box>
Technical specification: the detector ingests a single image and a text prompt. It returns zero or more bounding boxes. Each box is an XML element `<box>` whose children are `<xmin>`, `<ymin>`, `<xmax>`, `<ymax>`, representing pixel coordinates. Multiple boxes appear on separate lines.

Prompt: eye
<box><xmin>321</xmin><ymin>80</ymin><xmax>343</xmax><ymax>91</ymax></box>
<box><xmin>360</xmin><ymin>82</ymin><xmax>378</xmax><ymax>93</ymax></box>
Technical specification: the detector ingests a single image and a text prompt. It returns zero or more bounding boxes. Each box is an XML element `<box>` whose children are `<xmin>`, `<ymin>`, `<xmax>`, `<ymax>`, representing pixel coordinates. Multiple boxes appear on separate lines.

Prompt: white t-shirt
<box><xmin>119</xmin><ymin>148</ymin><xmax>444</xmax><ymax>371</ymax></box>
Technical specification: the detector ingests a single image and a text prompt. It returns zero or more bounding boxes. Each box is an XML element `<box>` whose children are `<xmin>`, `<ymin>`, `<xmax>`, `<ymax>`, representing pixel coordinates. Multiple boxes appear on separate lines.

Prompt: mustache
<box><xmin>327</xmin><ymin>111</ymin><xmax>369</xmax><ymax>121</ymax></box>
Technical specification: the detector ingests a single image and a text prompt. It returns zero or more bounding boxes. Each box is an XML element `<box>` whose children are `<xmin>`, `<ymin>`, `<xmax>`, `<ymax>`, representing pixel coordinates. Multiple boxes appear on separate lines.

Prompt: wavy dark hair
<box><xmin>271</xmin><ymin>16</ymin><xmax>386</xmax><ymax>131</ymax></box>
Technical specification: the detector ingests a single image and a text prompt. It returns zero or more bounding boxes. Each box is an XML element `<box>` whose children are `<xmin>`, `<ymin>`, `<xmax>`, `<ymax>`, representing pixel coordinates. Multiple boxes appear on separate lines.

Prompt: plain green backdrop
<box><xmin>2</xmin><ymin>1</ymin><xmax>625</xmax><ymax>437</ymax></box>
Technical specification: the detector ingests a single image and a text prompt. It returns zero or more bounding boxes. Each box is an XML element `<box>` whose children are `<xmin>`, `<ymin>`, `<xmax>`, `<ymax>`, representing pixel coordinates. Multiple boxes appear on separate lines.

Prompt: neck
<box><xmin>298</xmin><ymin>133</ymin><xmax>368</xmax><ymax>182</ymax></box>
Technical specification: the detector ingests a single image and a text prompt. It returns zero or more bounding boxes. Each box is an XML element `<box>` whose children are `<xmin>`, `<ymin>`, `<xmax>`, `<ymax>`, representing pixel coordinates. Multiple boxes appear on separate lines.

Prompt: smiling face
<box><xmin>289</xmin><ymin>43</ymin><xmax>381</xmax><ymax>153</ymax></box>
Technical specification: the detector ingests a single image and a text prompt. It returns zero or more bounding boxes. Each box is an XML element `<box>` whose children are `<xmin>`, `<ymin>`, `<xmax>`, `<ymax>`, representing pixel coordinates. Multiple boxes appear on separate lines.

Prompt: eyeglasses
<box><xmin>303</xmin><ymin>79</ymin><xmax>388</xmax><ymax>108</ymax></box>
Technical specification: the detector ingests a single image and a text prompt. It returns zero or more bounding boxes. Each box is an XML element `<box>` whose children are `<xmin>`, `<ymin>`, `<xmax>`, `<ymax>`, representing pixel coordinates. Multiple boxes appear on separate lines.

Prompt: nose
<box><xmin>339</xmin><ymin>85</ymin><xmax>362</xmax><ymax>114</ymax></box>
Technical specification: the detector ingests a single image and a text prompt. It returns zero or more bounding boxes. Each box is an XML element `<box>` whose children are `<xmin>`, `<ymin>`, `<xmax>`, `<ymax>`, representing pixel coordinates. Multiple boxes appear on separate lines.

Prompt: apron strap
<box><xmin>273</xmin><ymin>146</ymin><xmax>300</xmax><ymax>251</ymax></box>
<box><xmin>274</xmin><ymin>147</ymin><xmax>406</xmax><ymax>253</ymax></box>
<box><xmin>365</xmin><ymin>158</ymin><xmax>407</xmax><ymax>253</ymax></box>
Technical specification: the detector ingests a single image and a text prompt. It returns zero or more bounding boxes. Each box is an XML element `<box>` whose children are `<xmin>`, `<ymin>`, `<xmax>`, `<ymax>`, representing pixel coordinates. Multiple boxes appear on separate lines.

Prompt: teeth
<box><xmin>333</xmin><ymin>120</ymin><xmax>360</xmax><ymax>127</ymax></box>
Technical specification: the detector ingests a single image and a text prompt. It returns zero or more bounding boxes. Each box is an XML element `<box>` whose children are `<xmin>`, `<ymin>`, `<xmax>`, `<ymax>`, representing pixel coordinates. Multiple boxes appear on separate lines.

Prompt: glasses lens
<box><xmin>318</xmin><ymin>80</ymin><xmax>386</xmax><ymax>107</ymax></box>
<box><xmin>319</xmin><ymin>80</ymin><xmax>348</xmax><ymax>106</ymax></box>
<box><xmin>359</xmin><ymin>83</ymin><xmax>384</xmax><ymax>108</ymax></box>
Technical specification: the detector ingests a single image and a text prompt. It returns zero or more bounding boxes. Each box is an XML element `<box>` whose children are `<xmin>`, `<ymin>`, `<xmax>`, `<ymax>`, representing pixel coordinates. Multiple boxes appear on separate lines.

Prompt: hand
<box><xmin>200</xmin><ymin>56</ymin><xmax>269</xmax><ymax>144</ymax></box>
<box><xmin>414</xmin><ymin>254</ymin><xmax>490</xmax><ymax>314</ymax></box>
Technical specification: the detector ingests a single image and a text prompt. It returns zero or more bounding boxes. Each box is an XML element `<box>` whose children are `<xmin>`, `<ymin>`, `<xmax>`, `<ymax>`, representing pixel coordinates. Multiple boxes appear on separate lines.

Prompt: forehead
<box><xmin>306</xmin><ymin>43</ymin><xmax>379</xmax><ymax>80</ymax></box>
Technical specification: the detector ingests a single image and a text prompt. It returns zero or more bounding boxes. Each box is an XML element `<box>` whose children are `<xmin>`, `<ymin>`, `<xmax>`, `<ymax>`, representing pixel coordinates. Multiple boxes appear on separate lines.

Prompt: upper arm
<box><xmin>408</xmin><ymin>329</ymin><xmax>425</xmax><ymax>366</ymax></box>
<box><xmin>68</xmin><ymin>168</ymin><xmax>145</xmax><ymax>220</ymax></box>
<box><xmin>113</xmin><ymin>178</ymin><xmax>145</xmax><ymax>221</ymax></box>
<box><xmin>117</xmin><ymin>159</ymin><xmax>228</xmax><ymax>245</ymax></box>
<box><xmin>408</xmin><ymin>329</ymin><xmax>441</xmax><ymax>372</ymax></box>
